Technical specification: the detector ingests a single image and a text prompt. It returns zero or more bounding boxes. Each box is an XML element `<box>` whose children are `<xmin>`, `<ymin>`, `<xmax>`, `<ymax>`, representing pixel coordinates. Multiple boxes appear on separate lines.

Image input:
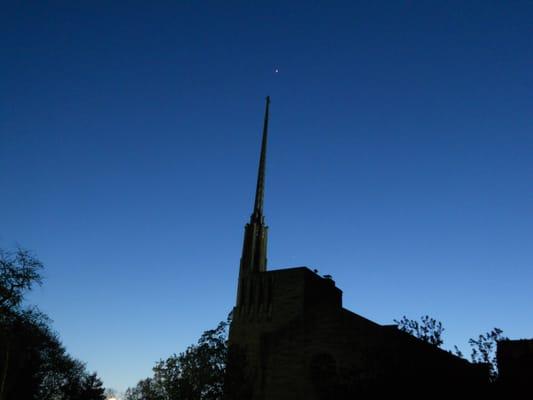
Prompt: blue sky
<box><xmin>1</xmin><ymin>1</ymin><xmax>532</xmax><ymax>394</ymax></box>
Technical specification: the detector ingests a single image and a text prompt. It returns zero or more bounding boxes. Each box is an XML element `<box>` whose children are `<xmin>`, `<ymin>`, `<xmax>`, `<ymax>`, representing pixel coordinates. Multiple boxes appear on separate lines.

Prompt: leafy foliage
<box><xmin>394</xmin><ymin>315</ymin><xmax>445</xmax><ymax>347</ymax></box>
<box><xmin>395</xmin><ymin>315</ymin><xmax>507</xmax><ymax>382</ymax></box>
<box><xmin>0</xmin><ymin>247</ymin><xmax>43</xmax><ymax>313</ymax></box>
<box><xmin>125</xmin><ymin>315</ymin><xmax>231</xmax><ymax>400</ymax></box>
<box><xmin>452</xmin><ymin>345</ymin><xmax>464</xmax><ymax>359</ymax></box>
<box><xmin>469</xmin><ymin>328</ymin><xmax>507</xmax><ymax>380</ymax></box>
<box><xmin>124</xmin><ymin>377</ymin><xmax>165</xmax><ymax>400</ymax></box>
<box><xmin>0</xmin><ymin>246</ymin><xmax>106</xmax><ymax>400</ymax></box>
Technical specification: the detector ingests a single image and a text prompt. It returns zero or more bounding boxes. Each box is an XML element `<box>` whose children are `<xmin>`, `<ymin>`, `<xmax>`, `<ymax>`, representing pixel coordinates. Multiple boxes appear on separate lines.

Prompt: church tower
<box><xmin>225</xmin><ymin>97</ymin><xmax>488</xmax><ymax>400</ymax></box>
<box><xmin>236</xmin><ymin>96</ymin><xmax>270</xmax><ymax>307</ymax></box>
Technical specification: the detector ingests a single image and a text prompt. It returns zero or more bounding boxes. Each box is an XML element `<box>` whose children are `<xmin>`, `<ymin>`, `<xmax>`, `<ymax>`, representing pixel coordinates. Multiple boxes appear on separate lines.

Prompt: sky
<box><xmin>1</xmin><ymin>0</ymin><xmax>532</xmax><ymax>394</ymax></box>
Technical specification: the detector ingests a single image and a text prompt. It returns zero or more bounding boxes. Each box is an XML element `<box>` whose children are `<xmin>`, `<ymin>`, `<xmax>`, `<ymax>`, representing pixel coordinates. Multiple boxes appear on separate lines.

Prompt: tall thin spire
<box><xmin>237</xmin><ymin>97</ymin><xmax>270</xmax><ymax>291</ymax></box>
<box><xmin>252</xmin><ymin>96</ymin><xmax>270</xmax><ymax>220</ymax></box>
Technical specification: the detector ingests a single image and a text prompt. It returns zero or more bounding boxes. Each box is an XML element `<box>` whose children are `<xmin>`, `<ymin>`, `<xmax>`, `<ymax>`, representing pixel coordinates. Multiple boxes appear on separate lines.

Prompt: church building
<box><xmin>226</xmin><ymin>97</ymin><xmax>489</xmax><ymax>399</ymax></box>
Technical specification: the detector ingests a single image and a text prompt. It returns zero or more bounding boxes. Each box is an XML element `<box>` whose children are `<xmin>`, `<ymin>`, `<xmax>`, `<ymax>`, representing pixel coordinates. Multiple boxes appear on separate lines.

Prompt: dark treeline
<box><xmin>0</xmin><ymin>247</ymin><xmax>106</xmax><ymax>400</ymax></box>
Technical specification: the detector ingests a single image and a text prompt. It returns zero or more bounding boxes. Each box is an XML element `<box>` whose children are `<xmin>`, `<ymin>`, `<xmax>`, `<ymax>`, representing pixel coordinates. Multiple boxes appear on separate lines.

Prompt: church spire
<box><xmin>252</xmin><ymin>96</ymin><xmax>270</xmax><ymax>221</ymax></box>
<box><xmin>238</xmin><ymin>97</ymin><xmax>270</xmax><ymax>281</ymax></box>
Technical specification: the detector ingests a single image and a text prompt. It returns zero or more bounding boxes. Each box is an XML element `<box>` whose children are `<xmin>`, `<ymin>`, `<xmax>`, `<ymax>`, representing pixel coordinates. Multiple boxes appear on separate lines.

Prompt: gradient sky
<box><xmin>1</xmin><ymin>1</ymin><xmax>532</xmax><ymax>394</ymax></box>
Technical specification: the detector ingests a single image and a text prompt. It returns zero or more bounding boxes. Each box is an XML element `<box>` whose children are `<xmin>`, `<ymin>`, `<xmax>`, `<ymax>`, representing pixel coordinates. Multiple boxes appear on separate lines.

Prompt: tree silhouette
<box><xmin>469</xmin><ymin>328</ymin><xmax>507</xmax><ymax>381</ymax></box>
<box><xmin>0</xmin><ymin>247</ymin><xmax>44</xmax><ymax>400</ymax></box>
<box><xmin>0</xmin><ymin>246</ymin><xmax>106</xmax><ymax>400</ymax></box>
<box><xmin>394</xmin><ymin>315</ymin><xmax>445</xmax><ymax>347</ymax></box>
<box><xmin>0</xmin><ymin>247</ymin><xmax>43</xmax><ymax>313</ymax></box>
<box><xmin>125</xmin><ymin>314</ymin><xmax>231</xmax><ymax>400</ymax></box>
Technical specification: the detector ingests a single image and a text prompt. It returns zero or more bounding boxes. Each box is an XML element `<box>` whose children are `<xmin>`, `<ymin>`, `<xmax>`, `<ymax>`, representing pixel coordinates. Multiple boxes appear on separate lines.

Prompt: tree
<box><xmin>394</xmin><ymin>315</ymin><xmax>444</xmax><ymax>347</ymax></box>
<box><xmin>0</xmin><ymin>247</ymin><xmax>43</xmax><ymax>400</ymax></box>
<box><xmin>104</xmin><ymin>388</ymin><xmax>120</xmax><ymax>400</ymax></box>
<box><xmin>0</xmin><ymin>293</ymin><xmax>106</xmax><ymax>400</ymax></box>
<box><xmin>125</xmin><ymin>314</ymin><xmax>231</xmax><ymax>400</ymax></box>
<box><xmin>124</xmin><ymin>378</ymin><xmax>164</xmax><ymax>400</ymax></box>
<box><xmin>452</xmin><ymin>345</ymin><xmax>464</xmax><ymax>359</ymax></box>
<box><xmin>468</xmin><ymin>328</ymin><xmax>507</xmax><ymax>381</ymax></box>
<box><xmin>0</xmin><ymin>247</ymin><xmax>43</xmax><ymax>313</ymax></box>
<box><xmin>0</xmin><ymin>245</ymin><xmax>106</xmax><ymax>400</ymax></box>
<box><xmin>74</xmin><ymin>373</ymin><xmax>107</xmax><ymax>400</ymax></box>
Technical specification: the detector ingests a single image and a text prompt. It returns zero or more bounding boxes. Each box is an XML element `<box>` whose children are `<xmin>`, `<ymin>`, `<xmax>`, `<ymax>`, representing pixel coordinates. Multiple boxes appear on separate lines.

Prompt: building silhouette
<box><xmin>497</xmin><ymin>339</ymin><xmax>533</xmax><ymax>390</ymax></box>
<box><xmin>226</xmin><ymin>97</ymin><xmax>495</xmax><ymax>399</ymax></box>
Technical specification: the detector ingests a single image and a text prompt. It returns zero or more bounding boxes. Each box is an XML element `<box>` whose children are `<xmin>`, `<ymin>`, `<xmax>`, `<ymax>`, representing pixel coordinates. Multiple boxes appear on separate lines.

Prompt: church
<box><xmin>225</xmin><ymin>97</ymin><xmax>489</xmax><ymax>399</ymax></box>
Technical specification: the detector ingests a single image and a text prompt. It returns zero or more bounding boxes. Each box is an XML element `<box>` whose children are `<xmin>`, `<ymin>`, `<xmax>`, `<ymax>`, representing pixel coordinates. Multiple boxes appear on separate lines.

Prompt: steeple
<box><xmin>252</xmin><ymin>95</ymin><xmax>269</xmax><ymax>222</ymax></box>
<box><xmin>238</xmin><ymin>97</ymin><xmax>270</xmax><ymax>281</ymax></box>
